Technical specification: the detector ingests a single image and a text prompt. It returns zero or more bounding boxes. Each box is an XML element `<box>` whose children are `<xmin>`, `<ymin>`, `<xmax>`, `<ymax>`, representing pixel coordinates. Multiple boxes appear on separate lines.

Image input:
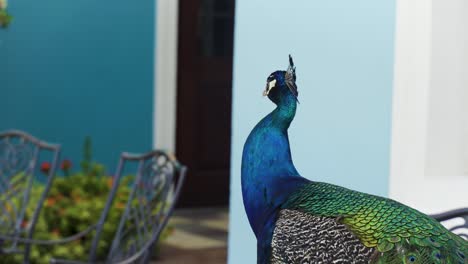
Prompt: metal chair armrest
<box><xmin>430</xmin><ymin>208</ymin><xmax>468</xmax><ymax>239</ymax></box>
<box><xmin>50</xmin><ymin>258</ymin><xmax>88</xmax><ymax>264</ymax></box>
<box><xmin>0</xmin><ymin>247</ymin><xmax>23</xmax><ymax>254</ymax></box>
<box><xmin>430</xmin><ymin>208</ymin><xmax>468</xmax><ymax>222</ymax></box>
<box><xmin>104</xmin><ymin>210</ymin><xmax>176</xmax><ymax>264</ymax></box>
<box><xmin>0</xmin><ymin>224</ymin><xmax>97</xmax><ymax>246</ymax></box>
<box><xmin>111</xmin><ymin>166</ymin><xmax>187</xmax><ymax>264</ymax></box>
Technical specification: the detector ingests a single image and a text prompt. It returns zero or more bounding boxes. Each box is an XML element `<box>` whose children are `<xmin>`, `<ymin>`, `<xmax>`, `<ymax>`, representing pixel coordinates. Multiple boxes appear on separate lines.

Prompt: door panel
<box><xmin>176</xmin><ymin>0</ymin><xmax>235</xmax><ymax>207</ymax></box>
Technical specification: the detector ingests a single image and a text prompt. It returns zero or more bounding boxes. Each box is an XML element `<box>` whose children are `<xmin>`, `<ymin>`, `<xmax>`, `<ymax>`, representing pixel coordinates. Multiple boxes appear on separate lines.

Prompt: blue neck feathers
<box><xmin>241</xmin><ymin>90</ymin><xmax>308</xmax><ymax>240</ymax></box>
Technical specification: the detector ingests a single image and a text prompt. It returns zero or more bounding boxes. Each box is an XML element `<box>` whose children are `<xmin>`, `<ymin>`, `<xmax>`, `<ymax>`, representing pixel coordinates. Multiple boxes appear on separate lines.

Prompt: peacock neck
<box><xmin>241</xmin><ymin>93</ymin><xmax>307</xmax><ymax>240</ymax></box>
<box><xmin>271</xmin><ymin>97</ymin><xmax>297</xmax><ymax>130</ymax></box>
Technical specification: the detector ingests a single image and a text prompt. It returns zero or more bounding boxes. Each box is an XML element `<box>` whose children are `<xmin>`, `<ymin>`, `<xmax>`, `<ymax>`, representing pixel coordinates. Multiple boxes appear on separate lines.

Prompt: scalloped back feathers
<box><xmin>282</xmin><ymin>182</ymin><xmax>468</xmax><ymax>264</ymax></box>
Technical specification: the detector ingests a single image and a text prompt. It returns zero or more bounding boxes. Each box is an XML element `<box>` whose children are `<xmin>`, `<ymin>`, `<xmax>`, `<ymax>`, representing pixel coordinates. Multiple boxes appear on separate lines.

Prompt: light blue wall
<box><xmin>228</xmin><ymin>0</ymin><xmax>396</xmax><ymax>262</ymax></box>
<box><xmin>0</xmin><ymin>0</ymin><xmax>154</xmax><ymax>173</ymax></box>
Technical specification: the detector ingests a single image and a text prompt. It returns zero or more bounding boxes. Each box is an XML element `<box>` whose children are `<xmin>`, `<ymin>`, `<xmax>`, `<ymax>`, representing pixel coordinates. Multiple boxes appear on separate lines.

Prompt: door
<box><xmin>176</xmin><ymin>0</ymin><xmax>235</xmax><ymax>207</ymax></box>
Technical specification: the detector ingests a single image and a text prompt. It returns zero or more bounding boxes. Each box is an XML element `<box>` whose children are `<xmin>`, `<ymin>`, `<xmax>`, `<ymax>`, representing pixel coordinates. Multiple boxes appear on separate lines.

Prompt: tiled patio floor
<box><xmin>153</xmin><ymin>207</ymin><xmax>228</xmax><ymax>264</ymax></box>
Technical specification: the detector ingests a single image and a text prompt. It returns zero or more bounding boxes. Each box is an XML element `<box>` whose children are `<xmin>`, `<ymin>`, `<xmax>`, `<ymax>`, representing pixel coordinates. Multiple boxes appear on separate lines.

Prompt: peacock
<box><xmin>241</xmin><ymin>55</ymin><xmax>468</xmax><ymax>264</ymax></box>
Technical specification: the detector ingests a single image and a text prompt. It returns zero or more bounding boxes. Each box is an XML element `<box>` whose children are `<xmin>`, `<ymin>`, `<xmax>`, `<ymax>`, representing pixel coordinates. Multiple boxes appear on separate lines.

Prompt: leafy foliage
<box><xmin>2</xmin><ymin>138</ymin><xmax>173</xmax><ymax>264</ymax></box>
<box><xmin>0</xmin><ymin>0</ymin><xmax>11</xmax><ymax>28</ymax></box>
<box><xmin>0</xmin><ymin>9</ymin><xmax>12</xmax><ymax>28</ymax></box>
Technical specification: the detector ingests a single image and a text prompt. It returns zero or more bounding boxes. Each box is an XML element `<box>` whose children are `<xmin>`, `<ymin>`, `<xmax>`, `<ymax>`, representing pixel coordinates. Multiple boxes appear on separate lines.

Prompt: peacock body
<box><xmin>241</xmin><ymin>56</ymin><xmax>468</xmax><ymax>264</ymax></box>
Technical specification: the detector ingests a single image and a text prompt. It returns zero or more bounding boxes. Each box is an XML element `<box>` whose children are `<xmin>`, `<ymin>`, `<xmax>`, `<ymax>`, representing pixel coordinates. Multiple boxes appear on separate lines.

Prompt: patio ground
<box><xmin>153</xmin><ymin>207</ymin><xmax>228</xmax><ymax>264</ymax></box>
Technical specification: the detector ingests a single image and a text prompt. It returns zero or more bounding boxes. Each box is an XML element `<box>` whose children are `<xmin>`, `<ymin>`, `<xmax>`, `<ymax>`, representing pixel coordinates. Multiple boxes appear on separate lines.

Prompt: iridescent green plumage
<box><xmin>282</xmin><ymin>182</ymin><xmax>468</xmax><ymax>263</ymax></box>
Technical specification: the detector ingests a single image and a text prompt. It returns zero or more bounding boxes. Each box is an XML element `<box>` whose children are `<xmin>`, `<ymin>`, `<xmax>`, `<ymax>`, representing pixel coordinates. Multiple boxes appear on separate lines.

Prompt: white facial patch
<box><xmin>264</xmin><ymin>79</ymin><xmax>277</xmax><ymax>96</ymax></box>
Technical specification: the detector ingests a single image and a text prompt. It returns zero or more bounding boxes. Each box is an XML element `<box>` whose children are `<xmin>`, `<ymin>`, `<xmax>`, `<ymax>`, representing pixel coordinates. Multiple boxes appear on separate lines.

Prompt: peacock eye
<box><xmin>408</xmin><ymin>256</ymin><xmax>416</xmax><ymax>262</ymax></box>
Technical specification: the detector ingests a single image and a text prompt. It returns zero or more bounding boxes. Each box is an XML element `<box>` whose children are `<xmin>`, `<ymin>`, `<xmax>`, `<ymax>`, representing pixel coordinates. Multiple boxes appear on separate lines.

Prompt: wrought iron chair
<box><xmin>0</xmin><ymin>150</ymin><xmax>186</xmax><ymax>264</ymax></box>
<box><xmin>0</xmin><ymin>130</ymin><xmax>61</xmax><ymax>262</ymax></box>
<box><xmin>431</xmin><ymin>208</ymin><xmax>468</xmax><ymax>240</ymax></box>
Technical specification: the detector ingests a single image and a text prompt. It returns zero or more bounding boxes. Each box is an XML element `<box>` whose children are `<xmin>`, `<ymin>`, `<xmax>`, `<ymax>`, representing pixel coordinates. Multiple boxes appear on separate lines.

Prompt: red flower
<box><xmin>21</xmin><ymin>220</ymin><xmax>29</xmax><ymax>229</ymax></box>
<box><xmin>107</xmin><ymin>177</ymin><xmax>114</xmax><ymax>189</ymax></box>
<box><xmin>60</xmin><ymin>159</ymin><xmax>72</xmax><ymax>171</ymax></box>
<box><xmin>52</xmin><ymin>229</ymin><xmax>60</xmax><ymax>237</ymax></box>
<box><xmin>40</xmin><ymin>162</ymin><xmax>51</xmax><ymax>175</ymax></box>
<box><xmin>46</xmin><ymin>197</ymin><xmax>56</xmax><ymax>207</ymax></box>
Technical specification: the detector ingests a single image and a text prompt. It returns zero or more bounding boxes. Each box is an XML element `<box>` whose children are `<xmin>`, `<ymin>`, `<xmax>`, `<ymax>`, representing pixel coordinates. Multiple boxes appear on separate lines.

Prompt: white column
<box><xmin>390</xmin><ymin>0</ymin><xmax>468</xmax><ymax>213</ymax></box>
<box><xmin>154</xmin><ymin>0</ymin><xmax>180</xmax><ymax>153</ymax></box>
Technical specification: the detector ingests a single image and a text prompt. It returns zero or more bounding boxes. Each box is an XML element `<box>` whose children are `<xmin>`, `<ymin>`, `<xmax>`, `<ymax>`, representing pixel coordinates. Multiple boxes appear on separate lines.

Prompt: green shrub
<box><xmin>1</xmin><ymin>138</ymin><xmax>173</xmax><ymax>264</ymax></box>
<box><xmin>0</xmin><ymin>0</ymin><xmax>12</xmax><ymax>28</ymax></box>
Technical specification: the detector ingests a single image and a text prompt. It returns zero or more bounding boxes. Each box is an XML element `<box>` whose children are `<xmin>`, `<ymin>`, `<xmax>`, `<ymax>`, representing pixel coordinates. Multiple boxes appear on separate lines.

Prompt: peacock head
<box><xmin>263</xmin><ymin>55</ymin><xmax>298</xmax><ymax>105</ymax></box>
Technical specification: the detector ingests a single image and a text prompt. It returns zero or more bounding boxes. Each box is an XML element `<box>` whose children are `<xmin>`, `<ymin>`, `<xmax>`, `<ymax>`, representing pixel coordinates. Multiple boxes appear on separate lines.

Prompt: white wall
<box><xmin>425</xmin><ymin>0</ymin><xmax>468</xmax><ymax>177</ymax></box>
<box><xmin>390</xmin><ymin>0</ymin><xmax>468</xmax><ymax>213</ymax></box>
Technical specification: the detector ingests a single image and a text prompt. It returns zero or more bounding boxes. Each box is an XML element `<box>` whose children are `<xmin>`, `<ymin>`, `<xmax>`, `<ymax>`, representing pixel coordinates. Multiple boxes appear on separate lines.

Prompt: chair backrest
<box><xmin>88</xmin><ymin>150</ymin><xmax>186</xmax><ymax>264</ymax></box>
<box><xmin>0</xmin><ymin>130</ymin><xmax>60</xmax><ymax>251</ymax></box>
<box><xmin>431</xmin><ymin>208</ymin><xmax>468</xmax><ymax>240</ymax></box>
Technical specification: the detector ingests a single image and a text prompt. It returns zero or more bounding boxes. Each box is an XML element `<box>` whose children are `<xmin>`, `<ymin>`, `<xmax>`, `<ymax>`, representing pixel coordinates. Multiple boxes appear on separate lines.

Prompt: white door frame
<box><xmin>153</xmin><ymin>0</ymin><xmax>179</xmax><ymax>153</ymax></box>
<box><xmin>390</xmin><ymin>0</ymin><xmax>468</xmax><ymax>213</ymax></box>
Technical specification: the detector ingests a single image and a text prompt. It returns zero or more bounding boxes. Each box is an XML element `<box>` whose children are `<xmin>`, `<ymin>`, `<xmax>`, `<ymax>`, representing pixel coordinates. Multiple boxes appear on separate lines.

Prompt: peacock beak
<box><xmin>263</xmin><ymin>84</ymin><xmax>269</xmax><ymax>96</ymax></box>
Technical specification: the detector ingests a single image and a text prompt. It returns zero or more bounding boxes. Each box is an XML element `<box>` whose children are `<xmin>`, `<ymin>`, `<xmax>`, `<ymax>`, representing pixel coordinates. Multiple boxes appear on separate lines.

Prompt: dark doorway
<box><xmin>176</xmin><ymin>0</ymin><xmax>235</xmax><ymax>207</ymax></box>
